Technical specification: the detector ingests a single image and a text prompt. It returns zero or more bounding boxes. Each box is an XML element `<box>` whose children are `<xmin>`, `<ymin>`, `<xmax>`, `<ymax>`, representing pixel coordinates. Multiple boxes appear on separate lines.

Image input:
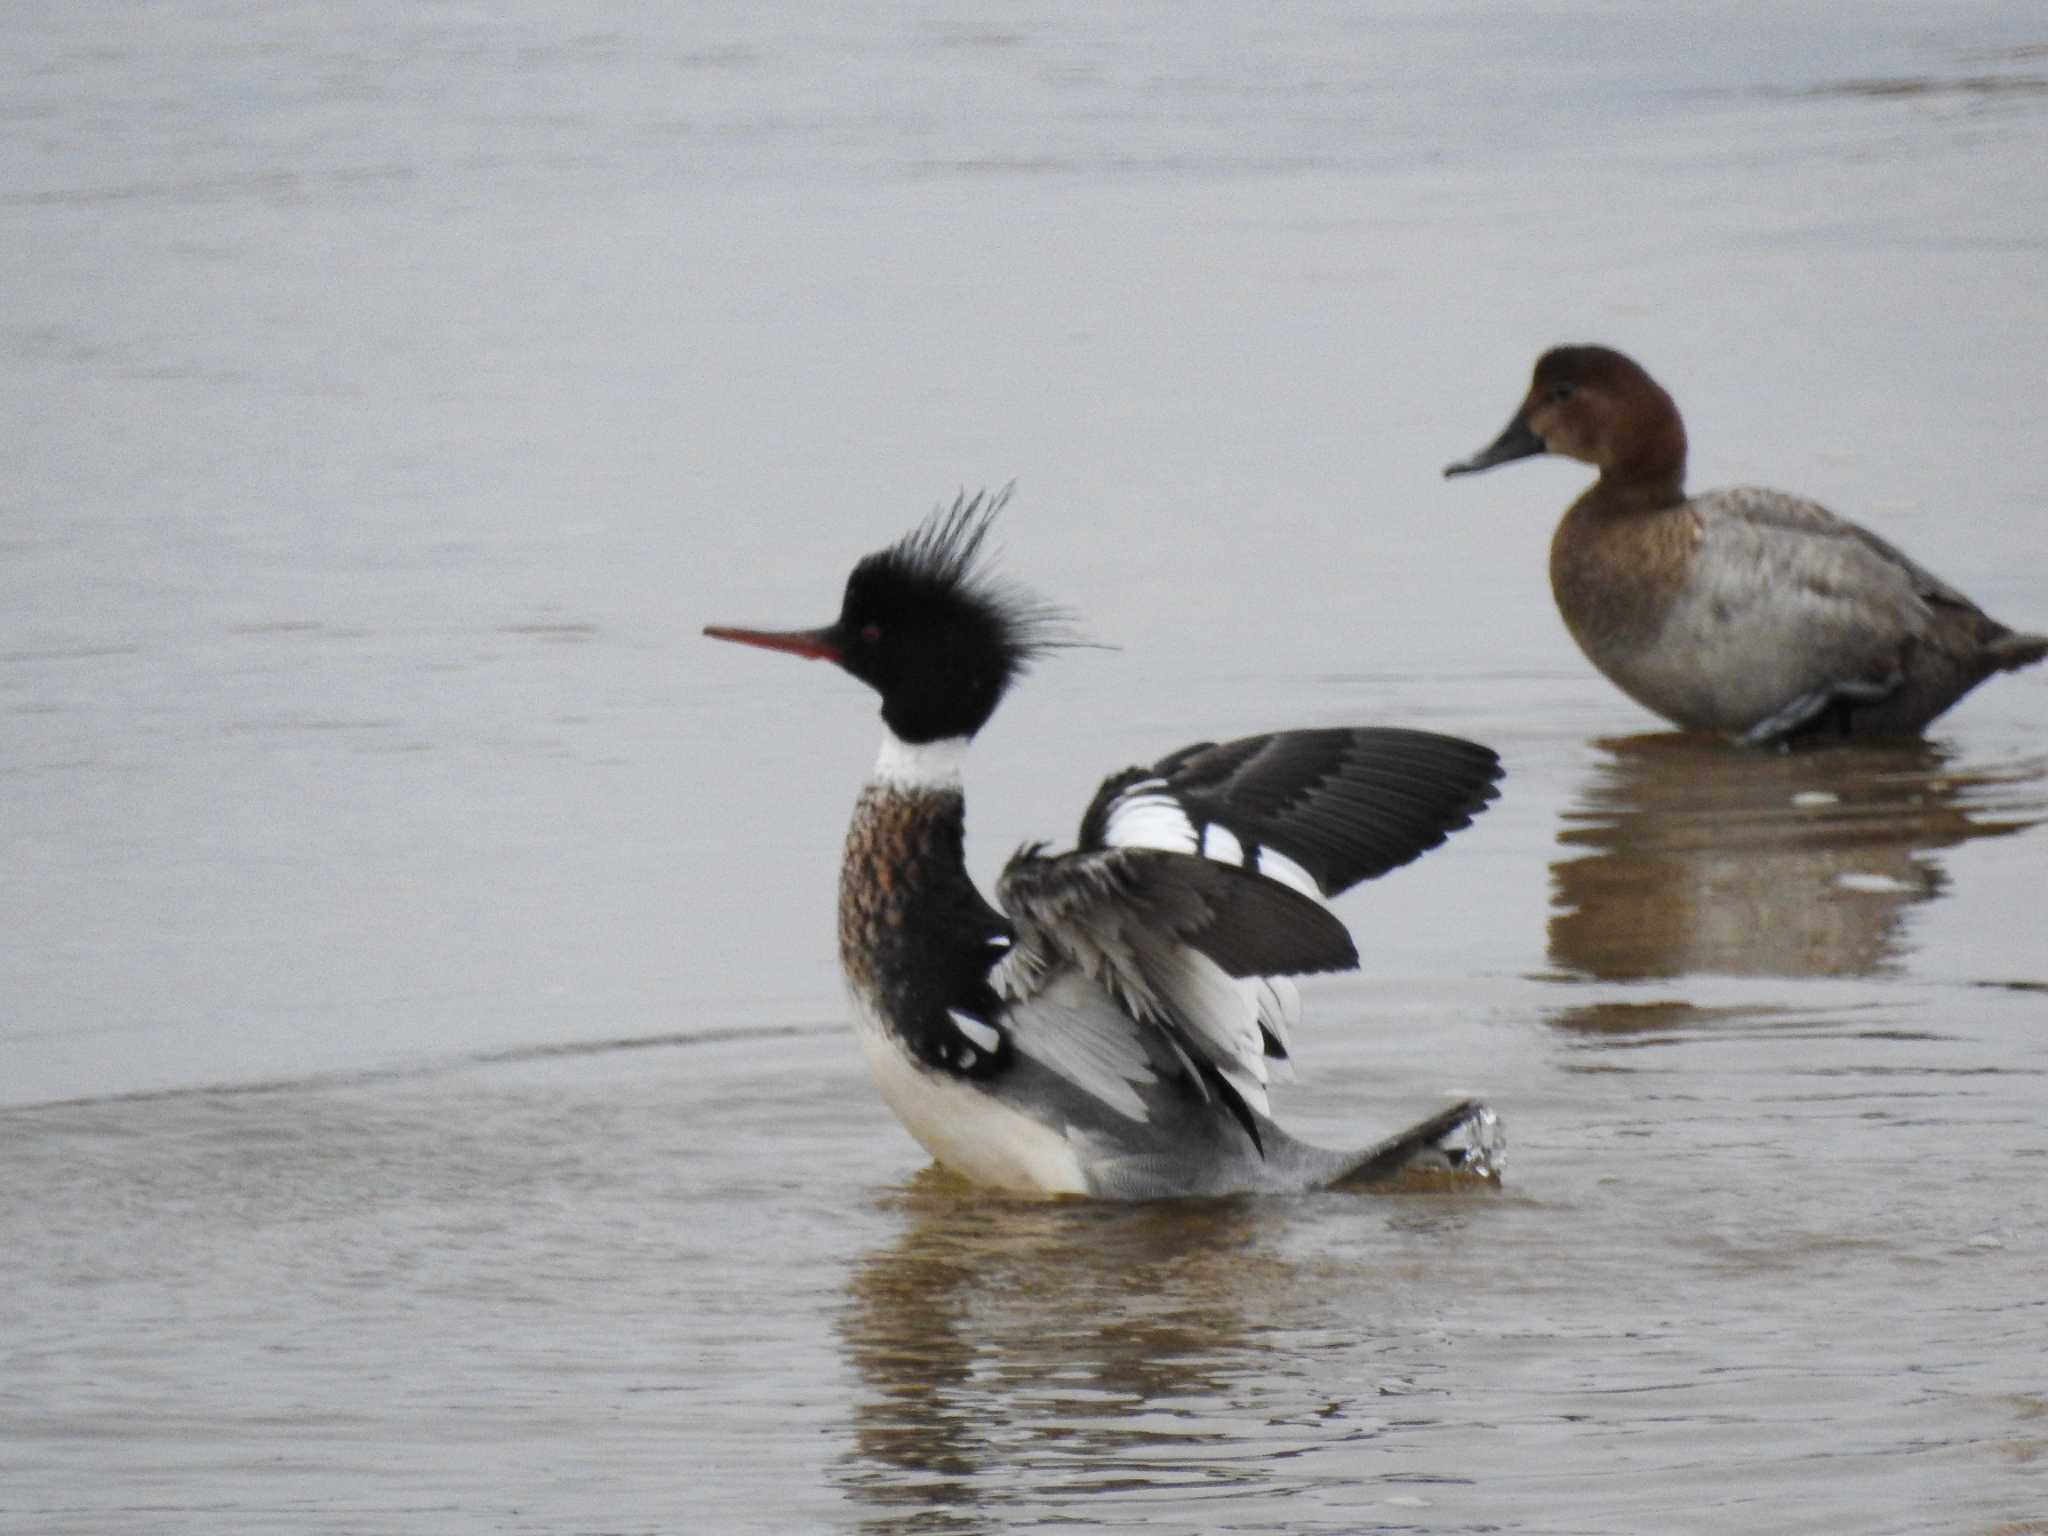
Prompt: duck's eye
<box><xmin>1547</xmin><ymin>382</ymin><xmax>1578</xmax><ymax>405</ymax></box>
<box><xmin>860</xmin><ymin>622</ymin><xmax>882</xmax><ymax>645</ymax></box>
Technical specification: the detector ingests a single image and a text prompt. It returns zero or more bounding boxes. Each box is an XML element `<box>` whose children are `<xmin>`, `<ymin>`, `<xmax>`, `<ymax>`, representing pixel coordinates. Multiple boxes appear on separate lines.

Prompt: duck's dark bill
<box><xmin>703</xmin><ymin>624</ymin><xmax>842</xmax><ymax>662</ymax></box>
<box><xmin>1443</xmin><ymin>415</ymin><xmax>1546</xmax><ymax>477</ymax></box>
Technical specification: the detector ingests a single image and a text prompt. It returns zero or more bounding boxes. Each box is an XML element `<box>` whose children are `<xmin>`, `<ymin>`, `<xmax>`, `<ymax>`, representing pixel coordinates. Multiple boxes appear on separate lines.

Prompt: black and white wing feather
<box><xmin>1079</xmin><ymin>727</ymin><xmax>1503</xmax><ymax>899</ymax></box>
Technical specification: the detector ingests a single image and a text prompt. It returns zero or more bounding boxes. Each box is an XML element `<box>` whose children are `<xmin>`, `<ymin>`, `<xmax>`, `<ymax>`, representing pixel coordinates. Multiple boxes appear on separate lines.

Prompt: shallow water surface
<box><xmin>5</xmin><ymin>3</ymin><xmax>2047</xmax><ymax>1533</ymax></box>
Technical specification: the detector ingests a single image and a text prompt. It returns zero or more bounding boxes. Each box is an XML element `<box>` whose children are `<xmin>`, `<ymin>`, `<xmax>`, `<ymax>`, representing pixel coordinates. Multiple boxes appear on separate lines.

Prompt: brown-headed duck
<box><xmin>1445</xmin><ymin>345</ymin><xmax>2046</xmax><ymax>745</ymax></box>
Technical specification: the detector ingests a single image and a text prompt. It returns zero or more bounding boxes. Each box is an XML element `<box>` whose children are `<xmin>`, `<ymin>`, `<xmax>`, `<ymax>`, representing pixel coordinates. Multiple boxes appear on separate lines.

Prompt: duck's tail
<box><xmin>1325</xmin><ymin>1097</ymin><xmax>1504</xmax><ymax>1188</ymax></box>
<box><xmin>1986</xmin><ymin>629</ymin><xmax>2048</xmax><ymax>674</ymax></box>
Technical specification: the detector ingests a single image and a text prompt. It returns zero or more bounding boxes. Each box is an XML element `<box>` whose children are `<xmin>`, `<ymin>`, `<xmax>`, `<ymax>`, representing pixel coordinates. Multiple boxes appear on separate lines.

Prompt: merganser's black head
<box><xmin>705</xmin><ymin>487</ymin><xmax>1074</xmax><ymax>744</ymax></box>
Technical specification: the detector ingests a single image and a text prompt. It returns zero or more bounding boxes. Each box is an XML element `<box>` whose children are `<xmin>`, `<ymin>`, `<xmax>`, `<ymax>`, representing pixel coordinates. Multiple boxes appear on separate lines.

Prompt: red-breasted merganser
<box><xmin>1445</xmin><ymin>345</ymin><xmax>2047</xmax><ymax>745</ymax></box>
<box><xmin>705</xmin><ymin>489</ymin><xmax>1504</xmax><ymax>1198</ymax></box>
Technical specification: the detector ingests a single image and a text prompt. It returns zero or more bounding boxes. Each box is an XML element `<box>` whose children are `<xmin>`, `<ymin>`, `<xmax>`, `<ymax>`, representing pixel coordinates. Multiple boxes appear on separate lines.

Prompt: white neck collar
<box><xmin>871</xmin><ymin>732</ymin><xmax>970</xmax><ymax>790</ymax></box>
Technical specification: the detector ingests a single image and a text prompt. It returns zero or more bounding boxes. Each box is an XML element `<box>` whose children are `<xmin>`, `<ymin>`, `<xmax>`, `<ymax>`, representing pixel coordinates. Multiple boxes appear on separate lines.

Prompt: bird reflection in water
<box><xmin>1549</xmin><ymin>734</ymin><xmax>2045</xmax><ymax>987</ymax></box>
<box><xmin>833</xmin><ymin>1167</ymin><xmax>1483</xmax><ymax>1530</ymax></box>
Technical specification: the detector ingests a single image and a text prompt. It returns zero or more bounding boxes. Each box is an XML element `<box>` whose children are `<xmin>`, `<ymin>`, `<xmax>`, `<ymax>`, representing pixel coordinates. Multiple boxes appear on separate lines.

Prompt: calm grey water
<box><xmin>5</xmin><ymin>4</ymin><xmax>2047</xmax><ymax>1532</ymax></box>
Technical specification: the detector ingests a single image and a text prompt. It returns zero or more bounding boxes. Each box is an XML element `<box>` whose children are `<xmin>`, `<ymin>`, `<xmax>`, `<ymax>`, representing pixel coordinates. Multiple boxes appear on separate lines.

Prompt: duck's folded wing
<box><xmin>1693</xmin><ymin>489</ymin><xmax>1946</xmax><ymax>695</ymax></box>
<box><xmin>1705</xmin><ymin>487</ymin><xmax>1983</xmax><ymax>617</ymax></box>
<box><xmin>992</xmin><ymin>844</ymin><xmax>1355</xmax><ymax>1119</ymax></box>
<box><xmin>1077</xmin><ymin>728</ymin><xmax>1502</xmax><ymax>900</ymax></box>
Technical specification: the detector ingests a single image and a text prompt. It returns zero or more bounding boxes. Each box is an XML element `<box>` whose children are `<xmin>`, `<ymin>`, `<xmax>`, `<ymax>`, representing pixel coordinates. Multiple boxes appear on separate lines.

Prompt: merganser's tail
<box><xmin>1324</xmin><ymin>1098</ymin><xmax>1504</xmax><ymax>1188</ymax></box>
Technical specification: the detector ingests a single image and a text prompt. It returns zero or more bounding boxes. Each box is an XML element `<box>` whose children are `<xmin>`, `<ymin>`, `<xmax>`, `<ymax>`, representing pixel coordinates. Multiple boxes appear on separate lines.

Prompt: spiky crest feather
<box><xmin>853</xmin><ymin>484</ymin><xmax>1077</xmax><ymax>678</ymax></box>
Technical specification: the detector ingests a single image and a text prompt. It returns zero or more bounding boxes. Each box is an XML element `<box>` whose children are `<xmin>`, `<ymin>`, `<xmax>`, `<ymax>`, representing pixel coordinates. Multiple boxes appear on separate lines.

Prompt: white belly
<box><xmin>849</xmin><ymin>996</ymin><xmax>1090</xmax><ymax>1196</ymax></box>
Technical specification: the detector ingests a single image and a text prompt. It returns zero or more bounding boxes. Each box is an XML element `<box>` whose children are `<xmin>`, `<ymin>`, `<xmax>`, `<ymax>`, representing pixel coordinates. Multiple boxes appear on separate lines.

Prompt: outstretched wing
<box><xmin>1077</xmin><ymin>727</ymin><xmax>1503</xmax><ymax>900</ymax></box>
<box><xmin>989</xmin><ymin>726</ymin><xmax>1499</xmax><ymax>1146</ymax></box>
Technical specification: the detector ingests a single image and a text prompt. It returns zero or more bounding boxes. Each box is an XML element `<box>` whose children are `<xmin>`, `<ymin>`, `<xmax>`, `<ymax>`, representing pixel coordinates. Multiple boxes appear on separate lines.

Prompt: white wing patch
<box><xmin>1251</xmin><ymin>847</ymin><xmax>1319</xmax><ymax>901</ymax></box>
<box><xmin>1102</xmin><ymin>780</ymin><xmax>1322</xmax><ymax>901</ymax></box>
<box><xmin>1103</xmin><ymin>787</ymin><xmax>1200</xmax><ymax>854</ymax></box>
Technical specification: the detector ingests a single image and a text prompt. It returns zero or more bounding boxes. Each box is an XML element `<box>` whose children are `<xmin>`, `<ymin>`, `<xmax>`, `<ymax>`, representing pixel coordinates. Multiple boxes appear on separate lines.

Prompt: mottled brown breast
<box><xmin>837</xmin><ymin>782</ymin><xmax>973</xmax><ymax>1004</ymax></box>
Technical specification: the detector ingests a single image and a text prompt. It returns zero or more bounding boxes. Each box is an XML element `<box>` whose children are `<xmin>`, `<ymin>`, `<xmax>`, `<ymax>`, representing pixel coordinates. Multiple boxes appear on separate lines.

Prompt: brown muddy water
<box><xmin>5</xmin><ymin>3</ymin><xmax>2046</xmax><ymax>1533</ymax></box>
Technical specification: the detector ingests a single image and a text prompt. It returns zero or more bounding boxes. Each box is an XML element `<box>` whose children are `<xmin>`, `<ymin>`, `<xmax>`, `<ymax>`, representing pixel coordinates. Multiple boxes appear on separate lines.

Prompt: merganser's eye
<box><xmin>860</xmin><ymin>622</ymin><xmax>882</xmax><ymax>645</ymax></box>
<box><xmin>1548</xmin><ymin>382</ymin><xmax>1577</xmax><ymax>405</ymax></box>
